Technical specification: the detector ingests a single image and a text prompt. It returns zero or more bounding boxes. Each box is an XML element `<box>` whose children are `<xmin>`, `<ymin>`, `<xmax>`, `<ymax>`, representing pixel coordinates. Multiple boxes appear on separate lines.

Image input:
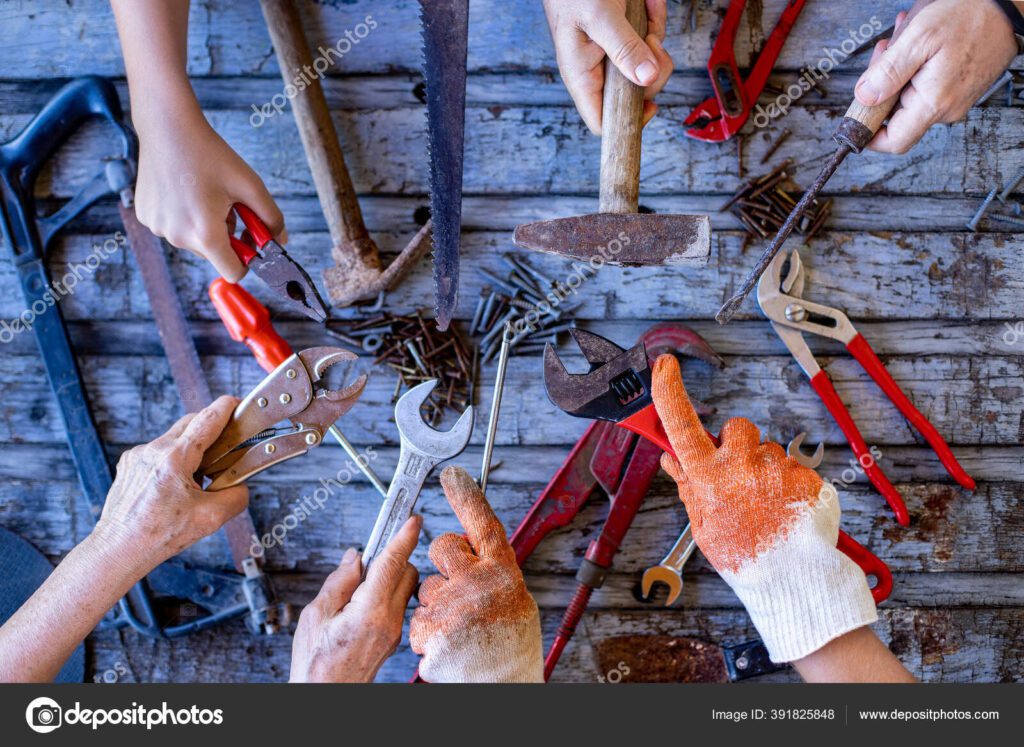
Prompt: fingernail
<box><xmin>341</xmin><ymin>547</ymin><xmax>358</xmax><ymax>565</ymax></box>
<box><xmin>635</xmin><ymin>60</ymin><xmax>658</xmax><ymax>85</ymax></box>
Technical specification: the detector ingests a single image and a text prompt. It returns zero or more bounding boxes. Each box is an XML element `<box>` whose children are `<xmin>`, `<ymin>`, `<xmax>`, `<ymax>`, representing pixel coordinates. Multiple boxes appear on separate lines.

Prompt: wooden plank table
<box><xmin>0</xmin><ymin>0</ymin><xmax>1021</xmax><ymax>683</ymax></box>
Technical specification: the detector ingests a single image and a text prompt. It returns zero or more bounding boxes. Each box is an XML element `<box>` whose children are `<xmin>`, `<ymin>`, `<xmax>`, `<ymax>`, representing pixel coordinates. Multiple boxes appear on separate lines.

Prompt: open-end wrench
<box><xmin>640</xmin><ymin>523</ymin><xmax>696</xmax><ymax>607</ymax></box>
<box><xmin>787</xmin><ymin>431</ymin><xmax>824</xmax><ymax>469</ymax></box>
<box><xmin>361</xmin><ymin>380</ymin><xmax>474</xmax><ymax>577</ymax></box>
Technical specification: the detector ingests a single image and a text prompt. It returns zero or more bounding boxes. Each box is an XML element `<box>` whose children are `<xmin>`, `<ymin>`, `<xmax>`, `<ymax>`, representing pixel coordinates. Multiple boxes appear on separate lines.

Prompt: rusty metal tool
<box><xmin>715</xmin><ymin>19</ymin><xmax>914</xmax><ymax>323</ymax></box>
<box><xmin>595</xmin><ymin>635</ymin><xmax>784</xmax><ymax>682</ymax></box>
<box><xmin>198</xmin><ymin>347</ymin><xmax>367</xmax><ymax>490</ymax></box>
<box><xmin>639</xmin><ymin>523</ymin><xmax>696</xmax><ymax>606</ymax></box>
<box><xmin>209</xmin><ymin>278</ymin><xmax>389</xmax><ymax>497</ymax></box>
<box><xmin>757</xmin><ymin>249</ymin><xmax>976</xmax><ymax>526</ymax></box>
<box><xmin>361</xmin><ymin>380</ymin><xmax>474</xmax><ymax>576</ymax></box>
<box><xmin>542</xmin><ymin>328</ymin><xmax>893</xmax><ymax>603</ymax></box>
<box><xmin>787</xmin><ymin>431</ymin><xmax>823</xmax><ymax>469</ymax></box>
<box><xmin>509</xmin><ymin>323</ymin><xmax>724</xmax><ymax>679</ymax></box>
<box><xmin>513</xmin><ymin>0</ymin><xmax>710</xmax><ymax>266</ymax></box>
<box><xmin>229</xmin><ymin>203</ymin><xmax>328</xmax><ymax>322</ymax></box>
<box><xmin>420</xmin><ymin>0</ymin><xmax>470</xmax><ymax>330</ymax></box>
<box><xmin>258</xmin><ymin>0</ymin><xmax>432</xmax><ymax>309</ymax></box>
<box><xmin>684</xmin><ymin>0</ymin><xmax>808</xmax><ymax>142</ymax></box>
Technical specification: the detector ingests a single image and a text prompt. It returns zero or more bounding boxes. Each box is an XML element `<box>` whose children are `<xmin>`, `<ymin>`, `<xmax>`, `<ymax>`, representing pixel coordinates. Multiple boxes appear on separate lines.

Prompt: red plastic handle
<box><xmin>209</xmin><ymin>278</ymin><xmax>292</xmax><ymax>373</ymax></box>
<box><xmin>837</xmin><ymin>530</ymin><xmax>892</xmax><ymax>604</ymax></box>
<box><xmin>233</xmin><ymin>203</ymin><xmax>273</xmax><ymax>248</ymax></box>
<box><xmin>809</xmin><ymin>370</ymin><xmax>910</xmax><ymax>526</ymax></box>
<box><xmin>847</xmin><ymin>334</ymin><xmax>975</xmax><ymax>491</ymax></box>
<box><xmin>617</xmin><ymin>403</ymin><xmax>892</xmax><ymax>603</ymax></box>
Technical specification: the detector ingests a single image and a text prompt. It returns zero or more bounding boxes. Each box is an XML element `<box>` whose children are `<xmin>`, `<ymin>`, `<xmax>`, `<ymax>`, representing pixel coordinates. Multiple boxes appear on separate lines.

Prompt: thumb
<box><xmin>583</xmin><ymin>6</ymin><xmax>661</xmax><ymax>87</ymax></box>
<box><xmin>854</xmin><ymin>16</ymin><xmax>927</xmax><ymax>106</ymax></box>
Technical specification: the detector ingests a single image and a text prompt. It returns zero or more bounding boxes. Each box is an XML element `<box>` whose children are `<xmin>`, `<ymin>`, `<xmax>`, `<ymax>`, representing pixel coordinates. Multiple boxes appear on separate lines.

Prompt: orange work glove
<box><xmin>651</xmin><ymin>354</ymin><xmax>877</xmax><ymax>662</ymax></box>
<box><xmin>410</xmin><ymin>467</ymin><xmax>544</xmax><ymax>683</ymax></box>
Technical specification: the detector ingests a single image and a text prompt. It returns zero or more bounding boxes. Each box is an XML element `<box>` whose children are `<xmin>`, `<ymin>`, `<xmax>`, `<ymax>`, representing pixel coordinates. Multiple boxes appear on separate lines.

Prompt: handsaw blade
<box><xmin>420</xmin><ymin>0</ymin><xmax>469</xmax><ymax>331</ymax></box>
<box><xmin>120</xmin><ymin>201</ymin><xmax>257</xmax><ymax>571</ymax></box>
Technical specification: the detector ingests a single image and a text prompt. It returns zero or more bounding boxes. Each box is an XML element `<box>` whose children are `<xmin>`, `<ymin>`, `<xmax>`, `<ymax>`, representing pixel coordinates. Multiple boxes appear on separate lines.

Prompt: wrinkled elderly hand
<box><xmin>651</xmin><ymin>355</ymin><xmax>876</xmax><ymax>663</ymax></box>
<box><xmin>542</xmin><ymin>0</ymin><xmax>672</xmax><ymax>133</ymax></box>
<box><xmin>410</xmin><ymin>467</ymin><xmax>544</xmax><ymax>683</ymax></box>
<box><xmin>855</xmin><ymin>0</ymin><xmax>1018</xmax><ymax>154</ymax></box>
<box><xmin>290</xmin><ymin>517</ymin><xmax>420</xmax><ymax>683</ymax></box>
<box><xmin>97</xmin><ymin>395</ymin><xmax>249</xmax><ymax>568</ymax></box>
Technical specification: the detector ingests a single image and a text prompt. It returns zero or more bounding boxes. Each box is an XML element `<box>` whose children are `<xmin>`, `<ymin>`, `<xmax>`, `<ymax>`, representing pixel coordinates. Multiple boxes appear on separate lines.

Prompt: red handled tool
<box><xmin>542</xmin><ymin>328</ymin><xmax>893</xmax><ymax>604</ymax></box>
<box><xmin>209</xmin><ymin>278</ymin><xmax>388</xmax><ymax>497</ymax></box>
<box><xmin>229</xmin><ymin>203</ymin><xmax>328</xmax><ymax>323</ymax></box>
<box><xmin>756</xmin><ymin>250</ymin><xmax>975</xmax><ymax>527</ymax></box>
<box><xmin>684</xmin><ymin>0</ymin><xmax>808</xmax><ymax>142</ymax></box>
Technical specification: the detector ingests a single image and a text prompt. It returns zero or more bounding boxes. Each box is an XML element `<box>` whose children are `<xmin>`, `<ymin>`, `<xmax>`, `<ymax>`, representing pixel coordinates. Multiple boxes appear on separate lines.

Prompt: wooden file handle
<box><xmin>598</xmin><ymin>0</ymin><xmax>647</xmax><ymax>214</ymax></box>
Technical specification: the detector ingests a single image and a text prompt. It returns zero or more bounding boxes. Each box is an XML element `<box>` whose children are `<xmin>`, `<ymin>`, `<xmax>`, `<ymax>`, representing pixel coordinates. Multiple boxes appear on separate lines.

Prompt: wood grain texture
<box><xmin>0</xmin><ymin>0</ymin><xmax>1021</xmax><ymax>683</ymax></box>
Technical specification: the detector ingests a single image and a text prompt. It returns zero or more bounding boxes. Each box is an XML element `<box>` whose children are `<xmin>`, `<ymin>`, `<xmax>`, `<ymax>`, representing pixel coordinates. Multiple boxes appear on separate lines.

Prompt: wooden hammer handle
<box><xmin>259</xmin><ymin>0</ymin><xmax>371</xmax><ymax>252</ymax></box>
<box><xmin>598</xmin><ymin>0</ymin><xmax>647</xmax><ymax>214</ymax></box>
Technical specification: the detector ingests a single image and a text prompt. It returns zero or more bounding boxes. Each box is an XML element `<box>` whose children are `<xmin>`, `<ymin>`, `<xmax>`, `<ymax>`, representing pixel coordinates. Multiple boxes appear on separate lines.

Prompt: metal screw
<box><xmin>279</xmin><ymin>393</ymin><xmax>291</xmax><ymax>405</ymax></box>
<box><xmin>735</xmin><ymin>655</ymin><xmax>750</xmax><ymax>671</ymax></box>
<box><xmin>257</xmin><ymin>397</ymin><xmax>268</xmax><ymax>408</ymax></box>
<box><xmin>966</xmin><ymin>188</ymin><xmax>998</xmax><ymax>231</ymax></box>
<box><xmin>784</xmin><ymin>303</ymin><xmax>807</xmax><ymax>323</ymax></box>
<box><xmin>305</xmin><ymin>432</ymin><xmax>318</xmax><ymax>445</ymax></box>
<box><xmin>265</xmin><ymin>443</ymin><xmax>277</xmax><ymax>454</ymax></box>
<box><xmin>987</xmin><ymin>212</ymin><xmax>1024</xmax><ymax>228</ymax></box>
<box><xmin>285</xmin><ymin>368</ymin><xmax>296</xmax><ymax>379</ymax></box>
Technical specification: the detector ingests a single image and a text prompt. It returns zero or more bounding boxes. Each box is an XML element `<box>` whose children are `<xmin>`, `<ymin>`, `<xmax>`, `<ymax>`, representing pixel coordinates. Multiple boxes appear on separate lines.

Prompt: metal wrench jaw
<box><xmin>787</xmin><ymin>431</ymin><xmax>824</xmax><ymax>469</ymax></box>
<box><xmin>543</xmin><ymin>332</ymin><xmax>653</xmax><ymax>423</ymax></box>
<box><xmin>394</xmin><ymin>380</ymin><xmax>475</xmax><ymax>460</ymax></box>
<box><xmin>640</xmin><ymin>566</ymin><xmax>684</xmax><ymax>607</ymax></box>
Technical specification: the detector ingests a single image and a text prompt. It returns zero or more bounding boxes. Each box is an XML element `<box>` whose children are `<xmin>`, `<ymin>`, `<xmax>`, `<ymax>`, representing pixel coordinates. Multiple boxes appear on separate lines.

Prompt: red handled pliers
<box><xmin>684</xmin><ymin>0</ymin><xmax>807</xmax><ymax>142</ymax></box>
<box><xmin>229</xmin><ymin>203</ymin><xmax>328</xmax><ymax>323</ymax></box>
<box><xmin>756</xmin><ymin>249</ymin><xmax>976</xmax><ymax>526</ymax></box>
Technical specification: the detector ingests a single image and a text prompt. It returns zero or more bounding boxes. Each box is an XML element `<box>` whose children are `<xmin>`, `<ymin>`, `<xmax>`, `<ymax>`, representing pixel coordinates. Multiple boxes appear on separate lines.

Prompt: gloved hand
<box><xmin>651</xmin><ymin>354</ymin><xmax>877</xmax><ymax>663</ymax></box>
<box><xmin>410</xmin><ymin>467</ymin><xmax>544</xmax><ymax>683</ymax></box>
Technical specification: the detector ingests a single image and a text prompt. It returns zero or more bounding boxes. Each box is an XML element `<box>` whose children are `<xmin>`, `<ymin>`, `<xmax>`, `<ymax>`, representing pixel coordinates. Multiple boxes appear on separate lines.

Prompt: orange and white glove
<box><xmin>410</xmin><ymin>467</ymin><xmax>544</xmax><ymax>683</ymax></box>
<box><xmin>651</xmin><ymin>354</ymin><xmax>877</xmax><ymax>663</ymax></box>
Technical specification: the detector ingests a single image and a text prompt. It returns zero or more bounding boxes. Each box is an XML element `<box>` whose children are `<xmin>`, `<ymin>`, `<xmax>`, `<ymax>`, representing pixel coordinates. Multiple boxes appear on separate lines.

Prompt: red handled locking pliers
<box><xmin>684</xmin><ymin>0</ymin><xmax>808</xmax><ymax>142</ymax></box>
<box><xmin>756</xmin><ymin>249</ymin><xmax>976</xmax><ymax>527</ymax></box>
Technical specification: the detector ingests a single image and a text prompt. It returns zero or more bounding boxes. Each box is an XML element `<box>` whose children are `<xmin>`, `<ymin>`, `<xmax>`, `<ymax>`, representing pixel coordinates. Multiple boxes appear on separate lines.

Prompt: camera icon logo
<box><xmin>25</xmin><ymin>697</ymin><xmax>62</xmax><ymax>734</ymax></box>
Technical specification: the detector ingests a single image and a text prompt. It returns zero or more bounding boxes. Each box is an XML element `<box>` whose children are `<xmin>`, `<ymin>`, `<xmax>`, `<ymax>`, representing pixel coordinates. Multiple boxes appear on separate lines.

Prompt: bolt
<box><xmin>784</xmin><ymin>303</ymin><xmax>807</xmax><ymax>323</ymax></box>
<box><xmin>279</xmin><ymin>393</ymin><xmax>291</xmax><ymax>405</ymax></box>
<box><xmin>966</xmin><ymin>188</ymin><xmax>998</xmax><ymax>231</ymax></box>
<box><xmin>265</xmin><ymin>443</ymin><xmax>277</xmax><ymax>454</ymax></box>
<box><xmin>285</xmin><ymin>368</ymin><xmax>296</xmax><ymax>379</ymax></box>
<box><xmin>987</xmin><ymin>212</ymin><xmax>1024</xmax><ymax>228</ymax></box>
<box><xmin>305</xmin><ymin>432</ymin><xmax>318</xmax><ymax>445</ymax></box>
<box><xmin>257</xmin><ymin>397</ymin><xmax>268</xmax><ymax>408</ymax></box>
<box><xmin>735</xmin><ymin>655</ymin><xmax>750</xmax><ymax>671</ymax></box>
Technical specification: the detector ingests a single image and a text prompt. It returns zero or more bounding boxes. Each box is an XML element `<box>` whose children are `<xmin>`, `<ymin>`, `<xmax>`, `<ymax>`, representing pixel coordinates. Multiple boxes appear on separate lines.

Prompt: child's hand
<box><xmin>133</xmin><ymin>112</ymin><xmax>285</xmax><ymax>281</ymax></box>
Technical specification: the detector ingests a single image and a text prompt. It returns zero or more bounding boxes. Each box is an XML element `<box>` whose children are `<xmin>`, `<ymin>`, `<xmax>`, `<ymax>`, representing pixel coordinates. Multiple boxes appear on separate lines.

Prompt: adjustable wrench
<box><xmin>640</xmin><ymin>523</ymin><xmax>696</xmax><ymax>607</ymax></box>
<box><xmin>362</xmin><ymin>380</ymin><xmax>474</xmax><ymax>576</ymax></box>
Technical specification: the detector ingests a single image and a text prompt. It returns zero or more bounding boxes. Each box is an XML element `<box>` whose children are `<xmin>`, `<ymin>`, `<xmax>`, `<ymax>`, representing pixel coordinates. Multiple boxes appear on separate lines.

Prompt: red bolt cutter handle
<box><xmin>809</xmin><ymin>371</ymin><xmax>911</xmax><ymax>527</ymax></box>
<box><xmin>617</xmin><ymin>402</ymin><xmax>893</xmax><ymax>604</ymax></box>
<box><xmin>209</xmin><ymin>278</ymin><xmax>292</xmax><ymax>372</ymax></box>
<box><xmin>846</xmin><ymin>333</ymin><xmax>975</xmax><ymax>492</ymax></box>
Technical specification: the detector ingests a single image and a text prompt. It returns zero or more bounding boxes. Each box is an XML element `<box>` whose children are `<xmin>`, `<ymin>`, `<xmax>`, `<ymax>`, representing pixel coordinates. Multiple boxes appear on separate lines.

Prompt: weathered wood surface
<box><xmin>0</xmin><ymin>1</ymin><xmax>1021</xmax><ymax>683</ymax></box>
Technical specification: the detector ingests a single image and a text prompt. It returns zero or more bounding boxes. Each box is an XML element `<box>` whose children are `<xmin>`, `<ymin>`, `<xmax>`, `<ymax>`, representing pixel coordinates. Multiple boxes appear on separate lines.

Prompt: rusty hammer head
<box><xmin>323</xmin><ymin>220</ymin><xmax>434</xmax><ymax>307</ymax></box>
<box><xmin>513</xmin><ymin>2</ymin><xmax>710</xmax><ymax>267</ymax></box>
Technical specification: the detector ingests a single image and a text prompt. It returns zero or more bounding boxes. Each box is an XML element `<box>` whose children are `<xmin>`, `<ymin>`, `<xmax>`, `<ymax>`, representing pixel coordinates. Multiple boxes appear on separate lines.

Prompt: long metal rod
<box><xmin>716</xmin><ymin>144</ymin><xmax>851</xmax><ymax>324</ymax></box>
<box><xmin>327</xmin><ymin>424</ymin><xmax>388</xmax><ymax>497</ymax></box>
<box><xmin>479</xmin><ymin>322</ymin><xmax>512</xmax><ymax>492</ymax></box>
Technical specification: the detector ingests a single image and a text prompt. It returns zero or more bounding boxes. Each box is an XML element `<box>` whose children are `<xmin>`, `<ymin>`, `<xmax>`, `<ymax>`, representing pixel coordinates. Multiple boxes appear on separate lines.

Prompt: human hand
<box><xmin>542</xmin><ymin>0</ymin><xmax>672</xmax><ymax>133</ymax></box>
<box><xmin>95</xmin><ymin>396</ymin><xmax>249</xmax><ymax>572</ymax></box>
<box><xmin>289</xmin><ymin>517</ymin><xmax>420</xmax><ymax>683</ymax></box>
<box><xmin>133</xmin><ymin>108</ymin><xmax>285</xmax><ymax>281</ymax></box>
<box><xmin>854</xmin><ymin>0</ymin><xmax>1018</xmax><ymax>154</ymax></box>
<box><xmin>410</xmin><ymin>467</ymin><xmax>544</xmax><ymax>683</ymax></box>
<box><xmin>650</xmin><ymin>354</ymin><xmax>876</xmax><ymax>663</ymax></box>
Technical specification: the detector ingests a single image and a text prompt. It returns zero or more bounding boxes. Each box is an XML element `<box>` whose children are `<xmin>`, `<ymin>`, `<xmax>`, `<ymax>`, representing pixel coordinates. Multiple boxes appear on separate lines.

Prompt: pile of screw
<box><xmin>966</xmin><ymin>167</ymin><xmax>1024</xmax><ymax>231</ymax></box>
<box><xmin>722</xmin><ymin>158</ymin><xmax>832</xmax><ymax>243</ymax></box>
<box><xmin>471</xmin><ymin>253</ymin><xmax>577</xmax><ymax>364</ymax></box>
<box><xmin>326</xmin><ymin>312</ymin><xmax>473</xmax><ymax>424</ymax></box>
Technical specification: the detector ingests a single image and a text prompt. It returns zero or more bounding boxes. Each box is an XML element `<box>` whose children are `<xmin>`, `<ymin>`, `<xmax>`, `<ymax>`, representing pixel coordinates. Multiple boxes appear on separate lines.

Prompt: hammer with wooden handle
<box><xmin>513</xmin><ymin>0</ymin><xmax>710</xmax><ymax>266</ymax></box>
<box><xmin>259</xmin><ymin>0</ymin><xmax>431</xmax><ymax>307</ymax></box>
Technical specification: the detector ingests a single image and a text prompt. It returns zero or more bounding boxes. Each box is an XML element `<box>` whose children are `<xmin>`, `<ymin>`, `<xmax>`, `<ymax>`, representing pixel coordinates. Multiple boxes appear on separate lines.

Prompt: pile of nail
<box><xmin>966</xmin><ymin>168</ymin><xmax>1024</xmax><ymax>231</ymax></box>
<box><xmin>722</xmin><ymin>159</ymin><xmax>832</xmax><ymax>243</ymax></box>
<box><xmin>471</xmin><ymin>253</ymin><xmax>577</xmax><ymax>364</ymax></box>
<box><xmin>327</xmin><ymin>312</ymin><xmax>474</xmax><ymax>424</ymax></box>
